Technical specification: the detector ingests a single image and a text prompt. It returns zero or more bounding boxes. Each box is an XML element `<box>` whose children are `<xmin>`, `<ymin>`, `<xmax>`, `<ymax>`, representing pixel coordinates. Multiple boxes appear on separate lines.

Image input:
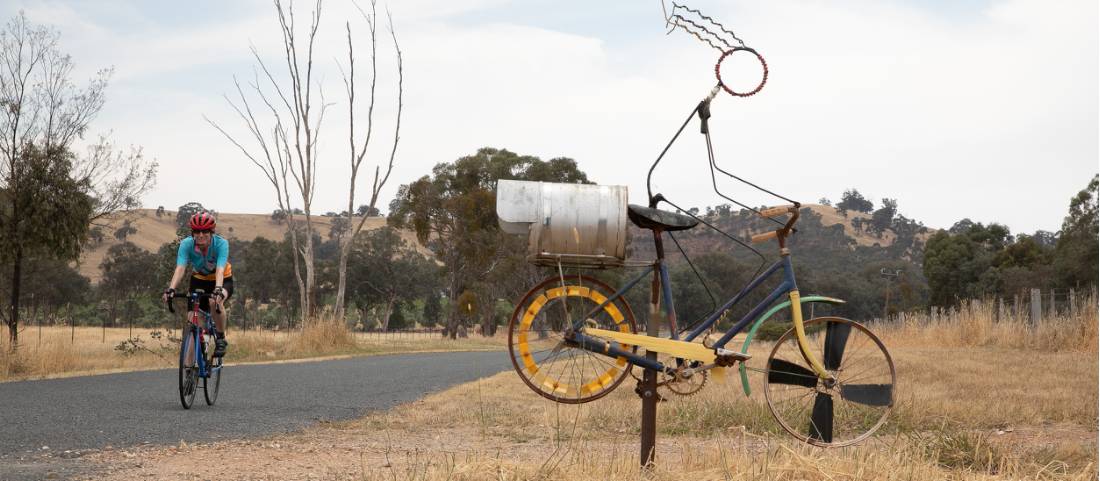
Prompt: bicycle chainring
<box><xmin>662</xmin><ymin>368</ymin><xmax>709</xmax><ymax>397</ymax></box>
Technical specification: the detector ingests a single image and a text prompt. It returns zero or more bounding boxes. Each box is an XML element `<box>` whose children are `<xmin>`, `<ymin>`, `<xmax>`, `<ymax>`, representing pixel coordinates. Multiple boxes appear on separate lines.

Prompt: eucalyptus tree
<box><xmin>389</xmin><ymin>148</ymin><xmax>590</xmax><ymax>338</ymax></box>
<box><xmin>346</xmin><ymin>227</ymin><xmax>436</xmax><ymax>331</ymax></box>
<box><xmin>0</xmin><ymin>13</ymin><xmax>156</xmax><ymax>349</ymax></box>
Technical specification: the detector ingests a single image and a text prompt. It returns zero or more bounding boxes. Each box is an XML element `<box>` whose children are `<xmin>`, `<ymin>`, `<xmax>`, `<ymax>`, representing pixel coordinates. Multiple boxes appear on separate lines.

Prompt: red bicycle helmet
<box><xmin>189</xmin><ymin>211</ymin><xmax>216</xmax><ymax>231</ymax></box>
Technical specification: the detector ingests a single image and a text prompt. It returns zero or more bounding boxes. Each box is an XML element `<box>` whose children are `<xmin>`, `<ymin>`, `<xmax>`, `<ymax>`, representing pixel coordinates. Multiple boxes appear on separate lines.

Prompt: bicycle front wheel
<box><xmin>203</xmin><ymin>333</ymin><xmax>222</xmax><ymax>405</ymax></box>
<box><xmin>507</xmin><ymin>275</ymin><xmax>637</xmax><ymax>404</ymax></box>
<box><xmin>178</xmin><ymin>327</ymin><xmax>199</xmax><ymax>409</ymax></box>
<box><xmin>764</xmin><ymin>317</ymin><xmax>895</xmax><ymax>447</ymax></box>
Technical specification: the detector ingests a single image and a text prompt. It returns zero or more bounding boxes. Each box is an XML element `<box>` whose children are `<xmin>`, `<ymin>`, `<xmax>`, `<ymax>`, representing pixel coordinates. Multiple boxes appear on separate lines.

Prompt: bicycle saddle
<box><xmin>627</xmin><ymin>204</ymin><xmax>699</xmax><ymax>232</ymax></box>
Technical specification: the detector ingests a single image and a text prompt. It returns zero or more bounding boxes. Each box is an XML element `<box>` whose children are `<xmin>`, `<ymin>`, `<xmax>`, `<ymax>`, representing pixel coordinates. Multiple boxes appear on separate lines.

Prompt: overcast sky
<box><xmin>2</xmin><ymin>0</ymin><xmax>1096</xmax><ymax>234</ymax></box>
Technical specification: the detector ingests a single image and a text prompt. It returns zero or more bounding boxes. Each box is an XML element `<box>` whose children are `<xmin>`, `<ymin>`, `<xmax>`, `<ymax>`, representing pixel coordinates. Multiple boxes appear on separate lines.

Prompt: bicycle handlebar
<box><xmin>751</xmin><ymin>230</ymin><xmax>778</xmax><ymax>244</ymax></box>
<box><xmin>750</xmin><ymin>204</ymin><xmax>802</xmax><ymax>247</ymax></box>
<box><xmin>165</xmin><ymin>292</ymin><xmax>222</xmax><ymax>315</ymax></box>
<box><xmin>758</xmin><ymin>204</ymin><xmax>795</xmax><ymax>218</ymax></box>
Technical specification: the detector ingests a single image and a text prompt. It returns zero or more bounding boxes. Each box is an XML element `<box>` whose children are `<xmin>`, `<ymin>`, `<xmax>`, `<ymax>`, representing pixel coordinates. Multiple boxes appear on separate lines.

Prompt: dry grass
<box><xmin>880</xmin><ymin>295</ymin><xmax>1099</xmax><ymax>353</ymax></box>
<box><xmin>0</xmin><ymin>320</ymin><xmax>503</xmax><ymax>382</ymax></box>
<box><xmin>340</xmin><ymin>344</ymin><xmax>1096</xmax><ymax>481</ymax></box>
<box><xmin>90</xmin><ymin>300</ymin><xmax>1098</xmax><ymax>481</ymax></box>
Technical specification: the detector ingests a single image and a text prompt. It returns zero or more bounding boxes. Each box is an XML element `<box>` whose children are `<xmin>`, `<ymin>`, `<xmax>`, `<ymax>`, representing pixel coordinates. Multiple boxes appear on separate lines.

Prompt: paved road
<box><xmin>0</xmin><ymin>351</ymin><xmax>509</xmax><ymax>480</ymax></box>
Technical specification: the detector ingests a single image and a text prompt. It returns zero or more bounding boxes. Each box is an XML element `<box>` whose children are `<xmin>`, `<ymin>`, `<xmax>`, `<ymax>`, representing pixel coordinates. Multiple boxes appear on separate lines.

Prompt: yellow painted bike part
<box><xmin>585</xmin><ymin>327</ymin><xmax>716</xmax><ymax>363</ymax></box>
<box><xmin>516</xmin><ymin>287</ymin><xmax>631</xmax><ymax>397</ymax></box>
<box><xmin>790</xmin><ymin>290</ymin><xmax>830</xmax><ymax>379</ymax></box>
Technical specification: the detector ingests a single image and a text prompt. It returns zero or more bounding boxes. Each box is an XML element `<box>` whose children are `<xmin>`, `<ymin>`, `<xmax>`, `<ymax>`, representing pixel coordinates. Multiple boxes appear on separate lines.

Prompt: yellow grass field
<box><xmin>84</xmin><ymin>299</ymin><xmax>1098</xmax><ymax>481</ymax></box>
<box><xmin>0</xmin><ymin>322</ymin><xmax>503</xmax><ymax>382</ymax></box>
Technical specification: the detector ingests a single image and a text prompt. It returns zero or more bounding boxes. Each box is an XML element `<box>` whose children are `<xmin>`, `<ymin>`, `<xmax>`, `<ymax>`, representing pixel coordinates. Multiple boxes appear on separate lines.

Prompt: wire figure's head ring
<box><xmin>715</xmin><ymin>47</ymin><xmax>768</xmax><ymax>97</ymax></box>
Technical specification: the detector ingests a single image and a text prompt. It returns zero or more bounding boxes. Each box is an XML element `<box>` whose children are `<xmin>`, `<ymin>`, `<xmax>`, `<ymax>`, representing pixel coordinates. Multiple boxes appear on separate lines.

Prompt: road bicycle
<box><xmin>504</xmin><ymin>43</ymin><xmax>895</xmax><ymax>446</ymax></box>
<box><xmin>167</xmin><ymin>291</ymin><xmax>223</xmax><ymax>409</ymax></box>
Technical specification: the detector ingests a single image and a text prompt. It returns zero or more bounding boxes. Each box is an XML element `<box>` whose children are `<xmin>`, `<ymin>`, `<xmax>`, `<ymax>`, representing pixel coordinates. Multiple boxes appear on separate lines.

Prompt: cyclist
<box><xmin>162</xmin><ymin>211</ymin><xmax>234</xmax><ymax>357</ymax></box>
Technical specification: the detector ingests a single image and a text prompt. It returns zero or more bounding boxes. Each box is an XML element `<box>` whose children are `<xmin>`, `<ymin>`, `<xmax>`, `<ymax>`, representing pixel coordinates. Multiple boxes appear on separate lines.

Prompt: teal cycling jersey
<box><xmin>176</xmin><ymin>234</ymin><xmax>232</xmax><ymax>280</ymax></box>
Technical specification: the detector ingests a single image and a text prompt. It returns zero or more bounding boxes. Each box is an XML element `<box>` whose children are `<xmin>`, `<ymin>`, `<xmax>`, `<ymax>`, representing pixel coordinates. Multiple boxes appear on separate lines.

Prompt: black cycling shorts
<box><xmin>189</xmin><ymin>276</ymin><xmax>234</xmax><ymax>312</ymax></box>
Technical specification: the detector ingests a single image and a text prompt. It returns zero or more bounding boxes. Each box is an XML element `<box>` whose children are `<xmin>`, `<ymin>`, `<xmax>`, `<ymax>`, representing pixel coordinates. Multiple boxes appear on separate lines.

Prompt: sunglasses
<box><xmin>192</xmin><ymin>229</ymin><xmax>213</xmax><ymax>235</ymax></box>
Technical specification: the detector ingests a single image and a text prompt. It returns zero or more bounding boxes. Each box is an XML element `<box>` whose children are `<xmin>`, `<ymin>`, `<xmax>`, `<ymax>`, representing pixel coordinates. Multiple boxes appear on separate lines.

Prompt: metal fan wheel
<box><xmin>764</xmin><ymin>317</ymin><xmax>896</xmax><ymax>447</ymax></box>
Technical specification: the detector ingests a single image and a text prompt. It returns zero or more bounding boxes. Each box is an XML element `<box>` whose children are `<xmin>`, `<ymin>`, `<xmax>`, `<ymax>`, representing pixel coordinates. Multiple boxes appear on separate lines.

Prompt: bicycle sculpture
<box><xmin>497</xmin><ymin>3</ymin><xmax>895</xmax><ymax>449</ymax></box>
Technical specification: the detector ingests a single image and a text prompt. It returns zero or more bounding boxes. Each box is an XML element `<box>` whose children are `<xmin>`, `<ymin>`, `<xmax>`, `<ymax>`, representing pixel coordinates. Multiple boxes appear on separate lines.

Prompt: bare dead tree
<box><xmin>78</xmin><ymin>136</ymin><xmax>157</xmax><ymax>224</ymax></box>
<box><xmin>333</xmin><ymin>0</ymin><xmax>403</xmax><ymax>319</ymax></box>
<box><xmin>206</xmin><ymin>0</ymin><xmax>330</xmax><ymax>321</ymax></box>
<box><xmin>0</xmin><ymin>12</ymin><xmax>156</xmax><ymax>349</ymax></box>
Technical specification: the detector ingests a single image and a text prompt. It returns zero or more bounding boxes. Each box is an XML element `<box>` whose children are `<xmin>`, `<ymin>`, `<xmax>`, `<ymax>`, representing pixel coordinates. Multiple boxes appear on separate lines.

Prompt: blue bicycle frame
<box><xmin>182</xmin><ymin>293</ymin><xmax>221</xmax><ymax>379</ymax></box>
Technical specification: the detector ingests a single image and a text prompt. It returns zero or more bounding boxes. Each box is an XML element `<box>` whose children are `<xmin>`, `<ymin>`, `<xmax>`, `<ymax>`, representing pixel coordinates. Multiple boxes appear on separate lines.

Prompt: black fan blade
<box><xmin>809</xmin><ymin>392</ymin><xmax>834</xmax><ymax>442</ymax></box>
<box><xmin>768</xmin><ymin>358</ymin><xmax>817</xmax><ymax>388</ymax></box>
<box><xmin>823</xmin><ymin>321</ymin><xmax>852</xmax><ymax>370</ymax></box>
<box><xmin>840</xmin><ymin>383</ymin><xmax>893</xmax><ymax>407</ymax></box>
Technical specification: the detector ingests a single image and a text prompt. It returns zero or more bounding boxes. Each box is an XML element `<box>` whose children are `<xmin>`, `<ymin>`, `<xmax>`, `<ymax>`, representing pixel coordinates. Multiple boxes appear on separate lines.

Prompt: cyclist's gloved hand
<box><xmin>162</xmin><ymin>287</ymin><xmax>176</xmax><ymax>304</ymax></box>
<box><xmin>212</xmin><ymin>286</ymin><xmax>226</xmax><ymax>302</ymax></box>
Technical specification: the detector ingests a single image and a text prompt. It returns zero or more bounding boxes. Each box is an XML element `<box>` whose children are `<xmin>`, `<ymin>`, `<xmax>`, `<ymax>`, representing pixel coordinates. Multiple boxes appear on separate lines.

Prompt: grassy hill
<box><xmin>628</xmin><ymin>203</ymin><xmax>930</xmax><ymax>259</ymax></box>
<box><xmin>78</xmin><ymin>209</ymin><xmax>424</xmax><ymax>283</ymax></box>
<box><xmin>620</xmin><ymin>202</ymin><xmax>934</xmax><ymax>322</ymax></box>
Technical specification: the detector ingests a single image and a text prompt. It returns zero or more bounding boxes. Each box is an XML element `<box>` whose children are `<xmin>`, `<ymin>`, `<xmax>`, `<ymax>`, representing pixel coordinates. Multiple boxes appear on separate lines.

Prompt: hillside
<box><xmin>628</xmin><ymin>203</ymin><xmax>931</xmax><ymax>259</ymax></box>
<box><xmin>619</xmin><ymin>202</ymin><xmax>935</xmax><ymax>321</ymax></box>
<box><xmin>79</xmin><ymin>210</ymin><xmax>425</xmax><ymax>283</ymax></box>
<box><xmin>806</xmin><ymin>204</ymin><xmax>899</xmax><ymax>247</ymax></box>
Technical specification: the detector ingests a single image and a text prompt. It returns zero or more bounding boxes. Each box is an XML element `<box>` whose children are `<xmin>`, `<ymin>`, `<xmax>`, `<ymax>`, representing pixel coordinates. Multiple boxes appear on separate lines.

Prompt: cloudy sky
<box><xmin>2</xmin><ymin>0</ymin><xmax>1096</xmax><ymax>234</ymax></box>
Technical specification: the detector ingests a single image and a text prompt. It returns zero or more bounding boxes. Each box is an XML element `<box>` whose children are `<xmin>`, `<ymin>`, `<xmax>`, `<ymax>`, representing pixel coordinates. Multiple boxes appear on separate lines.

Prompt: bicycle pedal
<box><xmin>714</xmin><ymin>347</ymin><xmax>751</xmax><ymax>366</ymax></box>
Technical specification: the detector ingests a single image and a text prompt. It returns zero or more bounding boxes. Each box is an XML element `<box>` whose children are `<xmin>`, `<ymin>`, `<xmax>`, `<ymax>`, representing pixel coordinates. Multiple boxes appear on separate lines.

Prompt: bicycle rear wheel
<box><xmin>764</xmin><ymin>317</ymin><xmax>895</xmax><ymax>447</ymax></box>
<box><xmin>178</xmin><ymin>327</ymin><xmax>199</xmax><ymax>409</ymax></box>
<box><xmin>507</xmin><ymin>275</ymin><xmax>637</xmax><ymax>404</ymax></box>
<box><xmin>203</xmin><ymin>333</ymin><xmax>222</xmax><ymax>405</ymax></box>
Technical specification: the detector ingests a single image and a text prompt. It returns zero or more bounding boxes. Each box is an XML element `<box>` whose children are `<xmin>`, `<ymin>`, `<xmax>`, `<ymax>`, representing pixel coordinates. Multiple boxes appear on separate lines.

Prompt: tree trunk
<box><xmin>334</xmin><ymin>231</ymin><xmax>354</xmax><ymax>321</ymax></box>
<box><xmin>285</xmin><ymin>215</ymin><xmax>309</xmax><ymax>323</ymax></box>
<box><xmin>8</xmin><ymin>246</ymin><xmax>22</xmax><ymax>349</ymax></box>
<box><xmin>381</xmin><ymin>293</ymin><xmax>397</xmax><ymax>332</ymax></box>
<box><xmin>445</xmin><ymin>292</ymin><xmax>460</xmax><ymax>340</ymax></box>
<box><xmin>479</xmin><ymin>302</ymin><xmax>493</xmax><ymax>337</ymax></box>
<box><xmin>302</xmin><ymin>213</ymin><xmax>317</xmax><ymax>319</ymax></box>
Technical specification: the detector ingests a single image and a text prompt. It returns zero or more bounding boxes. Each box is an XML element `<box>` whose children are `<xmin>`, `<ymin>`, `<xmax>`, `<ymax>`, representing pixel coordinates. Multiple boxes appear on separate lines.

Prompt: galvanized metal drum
<box><xmin>497</xmin><ymin>179</ymin><xmax>628</xmax><ymax>268</ymax></box>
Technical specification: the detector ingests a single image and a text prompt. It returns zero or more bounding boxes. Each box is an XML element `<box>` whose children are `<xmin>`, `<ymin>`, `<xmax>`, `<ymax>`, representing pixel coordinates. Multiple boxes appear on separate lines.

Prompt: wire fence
<box><xmin>919</xmin><ymin>287</ymin><xmax>1099</xmax><ymax>325</ymax></box>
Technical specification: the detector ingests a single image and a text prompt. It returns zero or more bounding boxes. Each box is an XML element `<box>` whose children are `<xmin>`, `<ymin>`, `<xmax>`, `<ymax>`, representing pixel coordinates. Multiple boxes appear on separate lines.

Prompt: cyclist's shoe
<box><xmin>214</xmin><ymin>339</ymin><xmax>228</xmax><ymax>358</ymax></box>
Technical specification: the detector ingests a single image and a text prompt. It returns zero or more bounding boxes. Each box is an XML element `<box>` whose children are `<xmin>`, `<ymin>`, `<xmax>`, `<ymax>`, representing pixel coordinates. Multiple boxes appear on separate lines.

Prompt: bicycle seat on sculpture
<box><xmin>627</xmin><ymin>204</ymin><xmax>699</xmax><ymax>232</ymax></box>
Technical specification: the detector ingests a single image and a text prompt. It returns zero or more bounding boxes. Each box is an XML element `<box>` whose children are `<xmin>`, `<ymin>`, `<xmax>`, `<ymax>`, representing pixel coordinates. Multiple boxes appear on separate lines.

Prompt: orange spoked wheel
<box><xmin>508</xmin><ymin>275</ymin><xmax>637</xmax><ymax>404</ymax></box>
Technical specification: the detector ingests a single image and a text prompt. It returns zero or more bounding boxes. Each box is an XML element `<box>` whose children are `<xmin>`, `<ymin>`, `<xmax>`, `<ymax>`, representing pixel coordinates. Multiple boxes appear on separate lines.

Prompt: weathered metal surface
<box><xmin>496</xmin><ymin>179</ymin><xmax>628</xmax><ymax>268</ymax></box>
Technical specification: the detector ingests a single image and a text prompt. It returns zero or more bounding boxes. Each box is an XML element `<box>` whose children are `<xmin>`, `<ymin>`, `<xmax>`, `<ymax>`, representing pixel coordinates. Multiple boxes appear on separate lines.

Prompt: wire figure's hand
<box><xmin>162</xmin><ymin>288</ymin><xmax>176</xmax><ymax>304</ymax></box>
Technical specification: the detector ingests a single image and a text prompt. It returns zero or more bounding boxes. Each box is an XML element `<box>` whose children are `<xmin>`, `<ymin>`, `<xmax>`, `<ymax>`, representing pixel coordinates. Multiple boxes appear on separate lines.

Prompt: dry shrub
<box><xmin>296</xmin><ymin>312</ymin><xmax>357</xmax><ymax>353</ymax></box>
<box><xmin>232</xmin><ymin>313</ymin><xmax>357</xmax><ymax>359</ymax></box>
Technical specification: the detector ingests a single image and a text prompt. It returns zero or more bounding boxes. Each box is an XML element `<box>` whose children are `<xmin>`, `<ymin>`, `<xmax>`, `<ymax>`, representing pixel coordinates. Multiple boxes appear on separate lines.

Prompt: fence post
<box><xmin>1029</xmin><ymin>288</ymin><xmax>1042</xmax><ymax>325</ymax></box>
<box><xmin>1069</xmin><ymin>289</ymin><xmax>1077</xmax><ymax>316</ymax></box>
<box><xmin>1049</xmin><ymin>289</ymin><xmax>1057</xmax><ymax>318</ymax></box>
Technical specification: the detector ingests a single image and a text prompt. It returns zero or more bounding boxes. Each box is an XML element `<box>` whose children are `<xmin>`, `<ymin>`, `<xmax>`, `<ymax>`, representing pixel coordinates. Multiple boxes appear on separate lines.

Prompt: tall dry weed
<box><xmin>296</xmin><ymin>312</ymin><xmax>358</xmax><ymax>353</ymax></box>
<box><xmin>880</xmin><ymin>294</ymin><xmax>1098</xmax><ymax>352</ymax></box>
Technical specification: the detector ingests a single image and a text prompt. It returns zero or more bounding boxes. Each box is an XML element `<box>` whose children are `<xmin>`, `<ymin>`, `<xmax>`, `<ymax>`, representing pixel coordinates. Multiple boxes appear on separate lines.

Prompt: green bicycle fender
<box><xmin>737</xmin><ymin>295</ymin><xmax>846</xmax><ymax>396</ymax></box>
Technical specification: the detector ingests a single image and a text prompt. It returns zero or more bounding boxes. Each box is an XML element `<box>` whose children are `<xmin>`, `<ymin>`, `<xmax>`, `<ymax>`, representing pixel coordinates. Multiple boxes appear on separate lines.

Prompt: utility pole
<box><xmin>880</xmin><ymin>268</ymin><xmax>901</xmax><ymax>321</ymax></box>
